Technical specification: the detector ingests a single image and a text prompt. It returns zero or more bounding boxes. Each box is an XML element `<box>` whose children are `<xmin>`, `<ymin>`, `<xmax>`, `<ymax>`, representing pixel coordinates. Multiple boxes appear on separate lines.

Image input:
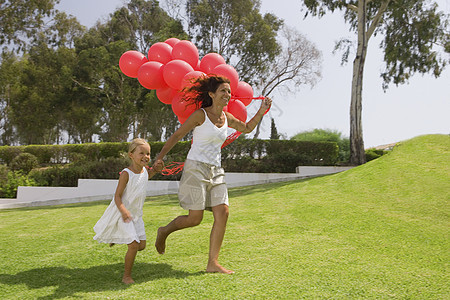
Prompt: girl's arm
<box><xmin>114</xmin><ymin>171</ymin><xmax>132</xmax><ymax>223</ymax></box>
<box><xmin>227</xmin><ymin>97</ymin><xmax>272</xmax><ymax>133</ymax></box>
<box><xmin>152</xmin><ymin>109</ymin><xmax>204</xmax><ymax>166</ymax></box>
<box><xmin>147</xmin><ymin>161</ymin><xmax>164</xmax><ymax>179</ymax></box>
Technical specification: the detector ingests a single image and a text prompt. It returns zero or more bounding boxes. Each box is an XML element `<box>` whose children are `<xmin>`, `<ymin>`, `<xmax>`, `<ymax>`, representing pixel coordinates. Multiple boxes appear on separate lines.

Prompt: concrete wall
<box><xmin>0</xmin><ymin>166</ymin><xmax>353</xmax><ymax>209</ymax></box>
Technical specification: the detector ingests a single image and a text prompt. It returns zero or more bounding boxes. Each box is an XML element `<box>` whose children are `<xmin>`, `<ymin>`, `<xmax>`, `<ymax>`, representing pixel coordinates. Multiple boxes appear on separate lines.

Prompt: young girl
<box><xmin>93</xmin><ymin>138</ymin><xmax>162</xmax><ymax>284</ymax></box>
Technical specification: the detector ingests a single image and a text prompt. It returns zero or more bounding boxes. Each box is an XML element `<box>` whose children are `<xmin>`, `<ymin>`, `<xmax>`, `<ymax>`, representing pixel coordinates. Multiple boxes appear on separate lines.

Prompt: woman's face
<box><xmin>209</xmin><ymin>83</ymin><xmax>231</xmax><ymax>107</ymax></box>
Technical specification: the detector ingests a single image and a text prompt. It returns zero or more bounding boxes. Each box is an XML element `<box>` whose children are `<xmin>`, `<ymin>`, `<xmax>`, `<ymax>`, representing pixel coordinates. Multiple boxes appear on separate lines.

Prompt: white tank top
<box><xmin>186</xmin><ymin>108</ymin><xmax>228</xmax><ymax>166</ymax></box>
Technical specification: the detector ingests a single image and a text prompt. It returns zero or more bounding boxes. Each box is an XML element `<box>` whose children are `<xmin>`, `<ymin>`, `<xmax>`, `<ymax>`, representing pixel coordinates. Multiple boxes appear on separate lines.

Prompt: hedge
<box><xmin>0</xmin><ymin>139</ymin><xmax>339</xmax><ymax>187</ymax></box>
<box><xmin>221</xmin><ymin>139</ymin><xmax>339</xmax><ymax>173</ymax></box>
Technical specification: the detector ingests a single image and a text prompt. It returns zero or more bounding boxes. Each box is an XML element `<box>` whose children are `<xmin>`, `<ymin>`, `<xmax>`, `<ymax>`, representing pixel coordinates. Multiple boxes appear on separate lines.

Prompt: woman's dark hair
<box><xmin>182</xmin><ymin>75</ymin><xmax>230</xmax><ymax>108</ymax></box>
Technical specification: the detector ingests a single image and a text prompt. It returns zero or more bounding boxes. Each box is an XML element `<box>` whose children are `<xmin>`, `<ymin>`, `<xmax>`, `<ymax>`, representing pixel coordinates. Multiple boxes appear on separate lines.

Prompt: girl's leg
<box><xmin>206</xmin><ymin>204</ymin><xmax>233</xmax><ymax>274</ymax></box>
<box><xmin>155</xmin><ymin>210</ymin><xmax>204</xmax><ymax>254</ymax></box>
<box><xmin>122</xmin><ymin>241</ymin><xmax>140</xmax><ymax>284</ymax></box>
<box><xmin>138</xmin><ymin>240</ymin><xmax>146</xmax><ymax>251</ymax></box>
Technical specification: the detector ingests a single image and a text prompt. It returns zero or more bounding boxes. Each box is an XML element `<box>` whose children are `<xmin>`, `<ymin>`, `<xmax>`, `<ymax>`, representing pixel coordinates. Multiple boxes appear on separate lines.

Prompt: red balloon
<box><xmin>172</xmin><ymin>93</ymin><xmax>199</xmax><ymax>118</ymax></box>
<box><xmin>172</xmin><ymin>40</ymin><xmax>199</xmax><ymax>69</ymax></box>
<box><xmin>148</xmin><ymin>42</ymin><xmax>173</xmax><ymax>64</ymax></box>
<box><xmin>212</xmin><ymin>64</ymin><xmax>239</xmax><ymax>92</ymax></box>
<box><xmin>119</xmin><ymin>50</ymin><xmax>148</xmax><ymax>78</ymax></box>
<box><xmin>200</xmin><ymin>53</ymin><xmax>226</xmax><ymax>74</ymax></box>
<box><xmin>163</xmin><ymin>59</ymin><xmax>194</xmax><ymax>90</ymax></box>
<box><xmin>156</xmin><ymin>86</ymin><xmax>177</xmax><ymax>105</ymax></box>
<box><xmin>137</xmin><ymin>61</ymin><xmax>166</xmax><ymax>90</ymax></box>
<box><xmin>227</xmin><ymin>99</ymin><xmax>247</xmax><ymax>122</ymax></box>
<box><xmin>195</xmin><ymin>60</ymin><xmax>201</xmax><ymax>71</ymax></box>
<box><xmin>181</xmin><ymin>70</ymin><xmax>206</xmax><ymax>90</ymax></box>
<box><xmin>178</xmin><ymin>115</ymin><xmax>188</xmax><ymax>124</ymax></box>
<box><xmin>165</xmin><ymin>37</ymin><xmax>180</xmax><ymax>47</ymax></box>
<box><xmin>233</xmin><ymin>81</ymin><xmax>254</xmax><ymax>106</ymax></box>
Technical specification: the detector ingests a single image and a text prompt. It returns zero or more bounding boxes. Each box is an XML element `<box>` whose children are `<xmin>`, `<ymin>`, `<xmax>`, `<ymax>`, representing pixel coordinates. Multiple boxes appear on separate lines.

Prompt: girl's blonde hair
<box><xmin>129</xmin><ymin>138</ymin><xmax>150</xmax><ymax>153</ymax></box>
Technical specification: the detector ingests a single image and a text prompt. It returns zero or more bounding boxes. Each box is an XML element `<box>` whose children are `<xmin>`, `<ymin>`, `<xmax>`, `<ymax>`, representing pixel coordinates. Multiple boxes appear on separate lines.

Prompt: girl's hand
<box><xmin>120</xmin><ymin>209</ymin><xmax>132</xmax><ymax>223</ymax></box>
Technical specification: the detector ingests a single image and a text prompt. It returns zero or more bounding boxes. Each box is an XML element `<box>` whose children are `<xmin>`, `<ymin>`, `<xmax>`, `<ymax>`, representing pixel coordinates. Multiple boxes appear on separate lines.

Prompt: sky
<box><xmin>56</xmin><ymin>0</ymin><xmax>450</xmax><ymax>148</ymax></box>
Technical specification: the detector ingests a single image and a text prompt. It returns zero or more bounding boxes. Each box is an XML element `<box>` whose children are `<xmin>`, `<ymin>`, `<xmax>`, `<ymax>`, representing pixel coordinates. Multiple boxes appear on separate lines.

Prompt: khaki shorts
<box><xmin>178</xmin><ymin>159</ymin><xmax>229</xmax><ymax>211</ymax></box>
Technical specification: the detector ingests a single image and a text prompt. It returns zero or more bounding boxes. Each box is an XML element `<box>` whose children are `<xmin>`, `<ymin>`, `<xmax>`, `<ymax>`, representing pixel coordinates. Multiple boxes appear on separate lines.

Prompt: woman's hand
<box><xmin>260</xmin><ymin>96</ymin><xmax>272</xmax><ymax>112</ymax></box>
<box><xmin>152</xmin><ymin>159</ymin><xmax>165</xmax><ymax>172</ymax></box>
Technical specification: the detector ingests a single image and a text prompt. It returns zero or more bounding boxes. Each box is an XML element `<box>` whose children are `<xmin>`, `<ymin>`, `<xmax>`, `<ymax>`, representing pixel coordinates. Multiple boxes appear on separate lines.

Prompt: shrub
<box><xmin>0</xmin><ymin>146</ymin><xmax>23</xmax><ymax>165</ymax></box>
<box><xmin>1</xmin><ymin>139</ymin><xmax>341</xmax><ymax>184</ymax></box>
<box><xmin>365</xmin><ymin>149</ymin><xmax>388</xmax><ymax>162</ymax></box>
<box><xmin>29</xmin><ymin>157</ymin><xmax>129</xmax><ymax>187</ymax></box>
<box><xmin>291</xmin><ymin>129</ymin><xmax>350</xmax><ymax>163</ymax></box>
<box><xmin>24</xmin><ymin>145</ymin><xmax>55</xmax><ymax>165</ymax></box>
<box><xmin>0</xmin><ymin>164</ymin><xmax>8</xmax><ymax>187</ymax></box>
<box><xmin>0</xmin><ymin>169</ymin><xmax>38</xmax><ymax>198</ymax></box>
<box><xmin>10</xmin><ymin>153</ymin><xmax>39</xmax><ymax>174</ymax></box>
<box><xmin>223</xmin><ymin>156</ymin><xmax>265</xmax><ymax>173</ymax></box>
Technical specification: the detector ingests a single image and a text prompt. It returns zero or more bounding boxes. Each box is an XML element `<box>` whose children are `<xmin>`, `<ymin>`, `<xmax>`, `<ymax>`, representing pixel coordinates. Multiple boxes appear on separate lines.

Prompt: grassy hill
<box><xmin>0</xmin><ymin>134</ymin><xmax>448</xmax><ymax>299</ymax></box>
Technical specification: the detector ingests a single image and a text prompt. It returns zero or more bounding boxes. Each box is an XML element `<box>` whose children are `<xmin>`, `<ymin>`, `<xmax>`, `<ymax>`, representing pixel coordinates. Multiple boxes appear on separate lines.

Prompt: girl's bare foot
<box><xmin>155</xmin><ymin>227</ymin><xmax>167</xmax><ymax>254</ymax></box>
<box><xmin>122</xmin><ymin>276</ymin><xmax>135</xmax><ymax>284</ymax></box>
<box><xmin>206</xmin><ymin>262</ymin><xmax>234</xmax><ymax>274</ymax></box>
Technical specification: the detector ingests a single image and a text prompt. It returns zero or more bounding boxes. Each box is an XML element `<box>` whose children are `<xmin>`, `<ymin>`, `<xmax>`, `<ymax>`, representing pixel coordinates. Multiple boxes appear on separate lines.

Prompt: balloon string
<box><xmin>160</xmin><ymin>162</ymin><xmax>185</xmax><ymax>176</ymax></box>
<box><xmin>231</xmin><ymin>96</ymin><xmax>265</xmax><ymax>100</ymax></box>
<box><xmin>157</xmin><ymin>131</ymin><xmax>242</xmax><ymax>176</ymax></box>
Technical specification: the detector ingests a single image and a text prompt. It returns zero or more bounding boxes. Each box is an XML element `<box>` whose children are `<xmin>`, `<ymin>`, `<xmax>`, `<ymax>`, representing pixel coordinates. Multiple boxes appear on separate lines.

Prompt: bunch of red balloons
<box><xmin>119</xmin><ymin>38</ymin><xmax>254</xmax><ymax>124</ymax></box>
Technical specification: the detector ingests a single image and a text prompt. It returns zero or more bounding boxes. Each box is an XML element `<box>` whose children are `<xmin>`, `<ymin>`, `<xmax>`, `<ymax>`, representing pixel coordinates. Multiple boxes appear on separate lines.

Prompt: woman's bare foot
<box><xmin>122</xmin><ymin>276</ymin><xmax>135</xmax><ymax>284</ymax></box>
<box><xmin>155</xmin><ymin>227</ymin><xmax>167</xmax><ymax>254</ymax></box>
<box><xmin>206</xmin><ymin>262</ymin><xmax>234</xmax><ymax>274</ymax></box>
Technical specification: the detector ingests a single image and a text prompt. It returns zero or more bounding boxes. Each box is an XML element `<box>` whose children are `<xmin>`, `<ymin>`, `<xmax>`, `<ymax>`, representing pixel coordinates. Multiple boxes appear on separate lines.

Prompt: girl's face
<box><xmin>129</xmin><ymin>144</ymin><xmax>151</xmax><ymax>168</ymax></box>
<box><xmin>209</xmin><ymin>83</ymin><xmax>231</xmax><ymax>107</ymax></box>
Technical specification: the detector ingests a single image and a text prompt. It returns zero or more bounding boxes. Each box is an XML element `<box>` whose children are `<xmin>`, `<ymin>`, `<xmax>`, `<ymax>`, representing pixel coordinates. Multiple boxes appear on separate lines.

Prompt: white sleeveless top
<box><xmin>186</xmin><ymin>108</ymin><xmax>228</xmax><ymax>166</ymax></box>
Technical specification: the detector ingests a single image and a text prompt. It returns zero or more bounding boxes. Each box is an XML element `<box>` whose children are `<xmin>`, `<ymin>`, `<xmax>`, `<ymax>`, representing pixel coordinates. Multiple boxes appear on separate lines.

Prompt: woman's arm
<box><xmin>227</xmin><ymin>97</ymin><xmax>272</xmax><ymax>133</ymax></box>
<box><xmin>153</xmin><ymin>109</ymin><xmax>205</xmax><ymax>164</ymax></box>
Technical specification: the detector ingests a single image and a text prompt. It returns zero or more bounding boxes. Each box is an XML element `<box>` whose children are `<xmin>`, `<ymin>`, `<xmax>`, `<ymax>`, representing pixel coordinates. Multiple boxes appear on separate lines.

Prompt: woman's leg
<box><xmin>206</xmin><ymin>204</ymin><xmax>233</xmax><ymax>274</ymax></box>
<box><xmin>155</xmin><ymin>210</ymin><xmax>204</xmax><ymax>254</ymax></box>
<box><xmin>123</xmin><ymin>241</ymin><xmax>140</xmax><ymax>284</ymax></box>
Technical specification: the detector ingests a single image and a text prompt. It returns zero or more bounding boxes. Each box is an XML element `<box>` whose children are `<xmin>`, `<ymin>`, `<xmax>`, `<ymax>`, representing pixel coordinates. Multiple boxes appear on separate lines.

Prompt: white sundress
<box><xmin>93</xmin><ymin>167</ymin><xmax>148</xmax><ymax>244</ymax></box>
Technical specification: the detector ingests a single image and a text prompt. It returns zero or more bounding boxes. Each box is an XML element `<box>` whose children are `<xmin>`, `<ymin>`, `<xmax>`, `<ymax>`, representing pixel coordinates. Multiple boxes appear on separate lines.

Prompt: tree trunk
<box><xmin>349</xmin><ymin>0</ymin><xmax>368</xmax><ymax>165</ymax></box>
<box><xmin>253</xmin><ymin>118</ymin><xmax>263</xmax><ymax>139</ymax></box>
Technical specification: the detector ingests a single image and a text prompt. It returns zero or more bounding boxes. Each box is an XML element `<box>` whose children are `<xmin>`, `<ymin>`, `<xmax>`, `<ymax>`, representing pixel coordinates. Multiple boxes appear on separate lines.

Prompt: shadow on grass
<box><xmin>228</xmin><ymin>178</ymin><xmax>310</xmax><ymax>198</ymax></box>
<box><xmin>0</xmin><ymin>262</ymin><xmax>201</xmax><ymax>299</ymax></box>
<box><xmin>1</xmin><ymin>195</ymin><xmax>181</xmax><ymax>213</ymax></box>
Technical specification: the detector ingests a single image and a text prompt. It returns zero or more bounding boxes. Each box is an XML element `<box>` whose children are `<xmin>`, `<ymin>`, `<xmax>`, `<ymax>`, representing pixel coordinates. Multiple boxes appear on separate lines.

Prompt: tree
<box><xmin>0</xmin><ymin>51</ymin><xmax>20</xmax><ymax>145</ymax></box>
<box><xmin>73</xmin><ymin>0</ymin><xmax>187</xmax><ymax>142</ymax></box>
<box><xmin>270</xmin><ymin>118</ymin><xmax>280</xmax><ymax>140</ymax></box>
<box><xmin>9</xmin><ymin>37</ymin><xmax>80</xmax><ymax>145</ymax></box>
<box><xmin>253</xmin><ymin>24</ymin><xmax>322</xmax><ymax>138</ymax></box>
<box><xmin>186</xmin><ymin>0</ymin><xmax>282</xmax><ymax>86</ymax></box>
<box><xmin>104</xmin><ymin>0</ymin><xmax>187</xmax><ymax>55</ymax></box>
<box><xmin>183</xmin><ymin>1</ymin><xmax>322</xmax><ymax>138</ymax></box>
<box><xmin>301</xmin><ymin>0</ymin><xmax>449</xmax><ymax>165</ymax></box>
<box><xmin>2</xmin><ymin>12</ymin><xmax>87</xmax><ymax>145</ymax></box>
<box><xmin>0</xmin><ymin>0</ymin><xmax>59</xmax><ymax>51</ymax></box>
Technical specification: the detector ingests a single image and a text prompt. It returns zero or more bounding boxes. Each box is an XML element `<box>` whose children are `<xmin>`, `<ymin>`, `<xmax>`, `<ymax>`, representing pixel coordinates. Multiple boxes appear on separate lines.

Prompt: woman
<box><xmin>152</xmin><ymin>75</ymin><xmax>271</xmax><ymax>274</ymax></box>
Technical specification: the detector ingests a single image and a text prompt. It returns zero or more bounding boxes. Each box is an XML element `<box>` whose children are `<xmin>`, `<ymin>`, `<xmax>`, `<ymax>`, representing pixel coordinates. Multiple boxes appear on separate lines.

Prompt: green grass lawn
<box><xmin>0</xmin><ymin>134</ymin><xmax>448</xmax><ymax>299</ymax></box>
